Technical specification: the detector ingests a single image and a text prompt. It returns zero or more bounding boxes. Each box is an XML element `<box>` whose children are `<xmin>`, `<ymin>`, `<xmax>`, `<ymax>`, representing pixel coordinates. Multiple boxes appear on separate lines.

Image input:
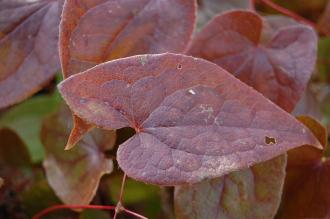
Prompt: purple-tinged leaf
<box><xmin>59</xmin><ymin>0</ymin><xmax>196</xmax><ymax>148</ymax></box>
<box><xmin>59</xmin><ymin>53</ymin><xmax>321</xmax><ymax>185</ymax></box>
<box><xmin>188</xmin><ymin>10</ymin><xmax>318</xmax><ymax>112</ymax></box>
<box><xmin>196</xmin><ymin>0</ymin><xmax>249</xmax><ymax>30</ymax></box>
<box><xmin>175</xmin><ymin>155</ymin><xmax>286</xmax><ymax>219</ymax></box>
<box><xmin>42</xmin><ymin>105</ymin><xmax>116</xmax><ymax>205</ymax></box>
<box><xmin>0</xmin><ymin>0</ymin><xmax>62</xmax><ymax>109</ymax></box>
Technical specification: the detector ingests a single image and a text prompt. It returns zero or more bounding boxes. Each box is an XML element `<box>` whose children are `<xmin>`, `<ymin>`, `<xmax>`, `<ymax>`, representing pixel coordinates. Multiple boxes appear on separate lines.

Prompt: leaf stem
<box><xmin>124</xmin><ymin>207</ymin><xmax>149</xmax><ymax>219</ymax></box>
<box><xmin>118</xmin><ymin>173</ymin><xmax>127</xmax><ymax>203</ymax></box>
<box><xmin>32</xmin><ymin>204</ymin><xmax>116</xmax><ymax>219</ymax></box>
<box><xmin>258</xmin><ymin>0</ymin><xmax>320</xmax><ymax>31</ymax></box>
<box><xmin>114</xmin><ymin>173</ymin><xmax>127</xmax><ymax>219</ymax></box>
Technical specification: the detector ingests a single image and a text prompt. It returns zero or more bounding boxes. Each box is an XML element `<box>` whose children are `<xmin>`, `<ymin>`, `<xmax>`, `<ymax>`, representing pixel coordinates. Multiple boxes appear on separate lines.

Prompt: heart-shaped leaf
<box><xmin>59</xmin><ymin>0</ymin><xmax>196</xmax><ymax>148</ymax></box>
<box><xmin>42</xmin><ymin>104</ymin><xmax>116</xmax><ymax>205</ymax></box>
<box><xmin>59</xmin><ymin>53</ymin><xmax>321</xmax><ymax>185</ymax></box>
<box><xmin>0</xmin><ymin>0</ymin><xmax>62</xmax><ymax>109</ymax></box>
<box><xmin>188</xmin><ymin>10</ymin><xmax>318</xmax><ymax>112</ymax></box>
<box><xmin>276</xmin><ymin>116</ymin><xmax>330</xmax><ymax>219</ymax></box>
<box><xmin>174</xmin><ymin>154</ymin><xmax>286</xmax><ymax>219</ymax></box>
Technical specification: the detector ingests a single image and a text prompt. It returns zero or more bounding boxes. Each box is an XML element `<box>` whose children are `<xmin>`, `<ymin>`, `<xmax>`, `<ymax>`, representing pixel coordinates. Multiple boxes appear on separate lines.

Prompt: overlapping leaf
<box><xmin>59</xmin><ymin>53</ymin><xmax>321</xmax><ymax>185</ymax></box>
<box><xmin>196</xmin><ymin>0</ymin><xmax>249</xmax><ymax>30</ymax></box>
<box><xmin>59</xmin><ymin>0</ymin><xmax>196</xmax><ymax>148</ymax></box>
<box><xmin>276</xmin><ymin>116</ymin><xmax>330</xmax><ymax>219</ymax></box>
<box><xmin>42</xmin><ymin>104</ymin><xmax>116</xmax><ymax>205</ymax></box>
<box><xmin>0</xmin><ymin>0</ymin><xmax>62</xmax><ymax>109</ymax></box>
<box><xmin>0</xmin><ymin>92</ymin><xmax>61</xmax><ymax>162</ymax></box>
<box><xmin>188</xmin><ymin>10</ymin><xmax>318</xmax><ymax>112</ymax></box>
<box><xmin>0</xmin><ymin>128</ymin><xmax>77</xmax><ymax>219</ymax></box>
<box><xmin>174</xmin><ymin>155</ymin><xmax>286</xmax><ymax>219</ymax></box>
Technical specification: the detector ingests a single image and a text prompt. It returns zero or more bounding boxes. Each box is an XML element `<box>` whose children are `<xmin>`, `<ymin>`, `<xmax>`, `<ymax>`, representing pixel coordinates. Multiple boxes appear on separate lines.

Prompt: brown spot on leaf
<box><xmin>265</xmin><ymin>136</ymin><xmax>276</xmax><ymax>145</ymax></box>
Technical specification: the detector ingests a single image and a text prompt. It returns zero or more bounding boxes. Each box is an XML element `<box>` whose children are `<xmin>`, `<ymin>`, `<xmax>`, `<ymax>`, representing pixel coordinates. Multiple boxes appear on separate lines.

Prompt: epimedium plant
<box><xmin>1</xmin><ymin>0</ymin><xmax>330</xmax><ymax>218</ymax></box>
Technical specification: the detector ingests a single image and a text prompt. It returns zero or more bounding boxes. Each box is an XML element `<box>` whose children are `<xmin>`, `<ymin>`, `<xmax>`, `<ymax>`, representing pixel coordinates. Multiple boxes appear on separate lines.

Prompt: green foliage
<box><xmin>0</xmin><ymin>92</ymin><xmax>61</xmax><ymax>162</ymax></box>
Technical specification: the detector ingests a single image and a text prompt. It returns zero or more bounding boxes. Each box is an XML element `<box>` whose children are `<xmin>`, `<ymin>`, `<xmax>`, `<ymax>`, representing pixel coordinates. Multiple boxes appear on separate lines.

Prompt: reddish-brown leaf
<box><xmin>59</xmin><ymin>0</ymin><xmax>196</xmax><ymax>77</ymax></box>
<box><xmin>175</xmin><ymin>154</ymin><xmax>286</xmax><ymax>219</ymax></box>
<box><xmin>0</xmin><ymin>0</ymin><xmax>62</xmax><ymax>109</ymax></box>
<box><xmin>59</xmin><ymin>53</ymin><xmax>321</xmax><ymax>185</ymax></box>
<box><xmin>59</xmin><ymin>0</ymin><xmax>196</xmax><ymax>148</ymax></box>
<box><xmin>276</xmin><ymin>116</ymin><xmax>330</xmax><ymax>219</ymax></box>
<box><xmin>188</xmin><ymin>10</ymin><xmax>318</xmax><ymax>112</ymax></box>
<box><xmin>42</xmin><ymin>104</ymin><xmax>116</xmax><ymax>205</ymax></box>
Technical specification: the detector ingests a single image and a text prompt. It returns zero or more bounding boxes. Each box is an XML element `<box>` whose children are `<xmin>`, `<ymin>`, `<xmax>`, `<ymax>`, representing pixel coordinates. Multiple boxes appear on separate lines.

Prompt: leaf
<box><xmin>174</xmin><ymin>154</ymin><xmax>287</xmax><ymax>219</ymax></box>
<box><xmin>292</xmin><ymin>84</ymin><xmax>322</xmax><ymax>120</ymax></box>
<box><xmin>42</xmin><ymin>104</ymin><xmax>116</xmax><ymax>205</ymax></box>
<box><xmin>318</xmin><ymin>0</ymin><xmax>330</xmax><ymax>35</ymax></box>
<box><xmin>0</xmin><ymin>92</ymin><xmax>61</xmax><ymax>162</ymax></box>
<box><xmin>275</xmin><ymin>116</ymin><xmax>329</xmax><ymax>219</ymax></box>
<box><xmin>0</xmin><ymin>127</ymin><xmax>31</xmax><ymax>173</ymax></box>
<box><xmin>59</xmin><ymin>53</ymin><xmax>321</xmax><ymax>185</ymax></box>
<box><xmin>188</xmin><ymin>10</ymin><xmax>318</xmax><ymax>112</ymax></box>
<box><xmin>0</xmin><ymin>0</ymin><xmax>62</xmax><ymax>109</ymax></box>
<box><xmin>59</xmin><ymin>0</ymin><xmax>196</xmax><ymax>148</ymax></box>
<box><xmin>60</xmin><ymin>0</ymin><xmax>196</xmax><ymax>78</ymax></box>
<box><xmin>196</xmin><ymin>0</ymin><xmax>249</xmax><ymax>30</ymax></box>
<box><xmin>0</xmin><ymin>128</ymin><xmax>76</xmax><ymax>219</ymax></box>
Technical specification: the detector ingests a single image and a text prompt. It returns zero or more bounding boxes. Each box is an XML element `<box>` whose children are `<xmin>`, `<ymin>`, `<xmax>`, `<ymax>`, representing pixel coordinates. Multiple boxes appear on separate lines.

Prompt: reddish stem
<box><xmin>32</xmin><ymin>204</ymin><xmax>116</xmax><ymax>219</ymax></box>
<box><xmin>118</xmin><ymin>174</ymin><xmax>127</xmax><ymax>203</ymax></box>
<box><xmin>259</xmin><ymin>0</ymin><xmax>318</xmax><ymax>29</ymax></box>
<box><xmin>114</xmin><ymin>174</ymin><xmax>127</xmax><ymax>219</ymax></box>
<box><xmin>124</xmin><ymin>207</ymin><xmax>149</xmax><ymax>219</ymax></box>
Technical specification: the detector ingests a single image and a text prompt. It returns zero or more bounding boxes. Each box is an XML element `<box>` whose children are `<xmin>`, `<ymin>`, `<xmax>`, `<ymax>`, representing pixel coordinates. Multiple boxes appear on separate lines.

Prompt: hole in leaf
<box><xmin>265</xmin><ymin>136</ymin><xmax>276</xmax><ymax>145</ymax></box>
<box><xmin>177</xmin><ymin>64</ymin><xmax>182</xmax><ymax>70</ymax></box>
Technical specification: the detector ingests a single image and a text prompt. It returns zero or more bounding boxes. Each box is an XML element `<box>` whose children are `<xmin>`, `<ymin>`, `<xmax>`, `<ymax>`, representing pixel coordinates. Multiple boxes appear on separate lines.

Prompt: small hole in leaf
<box><xmin>177</xmin><ymin>64</ymin><xmax>182</xmax><ymax>70</ymax></box>
<box><xmin>265</xmin><ymin>136</ymin><xmax>276</xmax><ymax>145</ymax></box>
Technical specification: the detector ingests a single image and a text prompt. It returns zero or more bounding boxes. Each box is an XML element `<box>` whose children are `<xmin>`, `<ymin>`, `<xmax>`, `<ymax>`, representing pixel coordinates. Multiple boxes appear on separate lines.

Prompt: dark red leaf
<box><xmin>188</xmin><ymin>10</ymin><xmax>318</xmax><ymax>112</ymax></box>
<box><xmin>276</xmin><ymin>116</ymin><xmax>330</xmax><ymax>219</ymax></box>
<box><xmin>42</xmin><ymin>104</ymin><xmax>116</xmax><ymax>205</ymax></box>
<box><xmin>175</xmin><ymin>155</ymin><xmax>286</xmax><ymax>219</ymax></box>
<box><xmin>0</xmin><ymin>0</ymin><xmax>62</xmax><ymax>109</ymax></box>
<box><xmin>59</xmin><ymin>53</ymin><xmax>321</xmax><ymax>185</ymax></box>
<box><xmin>59</xmin><ymin>0</ymin><xmax>196</xmax><ymax>148</ymax></box>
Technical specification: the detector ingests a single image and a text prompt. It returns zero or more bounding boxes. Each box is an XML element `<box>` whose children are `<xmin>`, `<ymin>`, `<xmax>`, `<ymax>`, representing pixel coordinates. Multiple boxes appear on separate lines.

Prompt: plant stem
<box><xmin>32</xmin><ymin>204</ymin><xmax>116</xmax><ymax>219</ymax></box>
<box><xmin>118</xmin><ymin>173</ymin><xmax>127</xmax><ymax>203</ymax></box>
<box><xmin>114</xmin><ymin>173</ymin><xmax>127</xmax><ymax>219</ymax></box>
<box><xmin>124</xmin><ymin>208</ymin><xmax>149</xmax><ymax>219</ymax></box>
